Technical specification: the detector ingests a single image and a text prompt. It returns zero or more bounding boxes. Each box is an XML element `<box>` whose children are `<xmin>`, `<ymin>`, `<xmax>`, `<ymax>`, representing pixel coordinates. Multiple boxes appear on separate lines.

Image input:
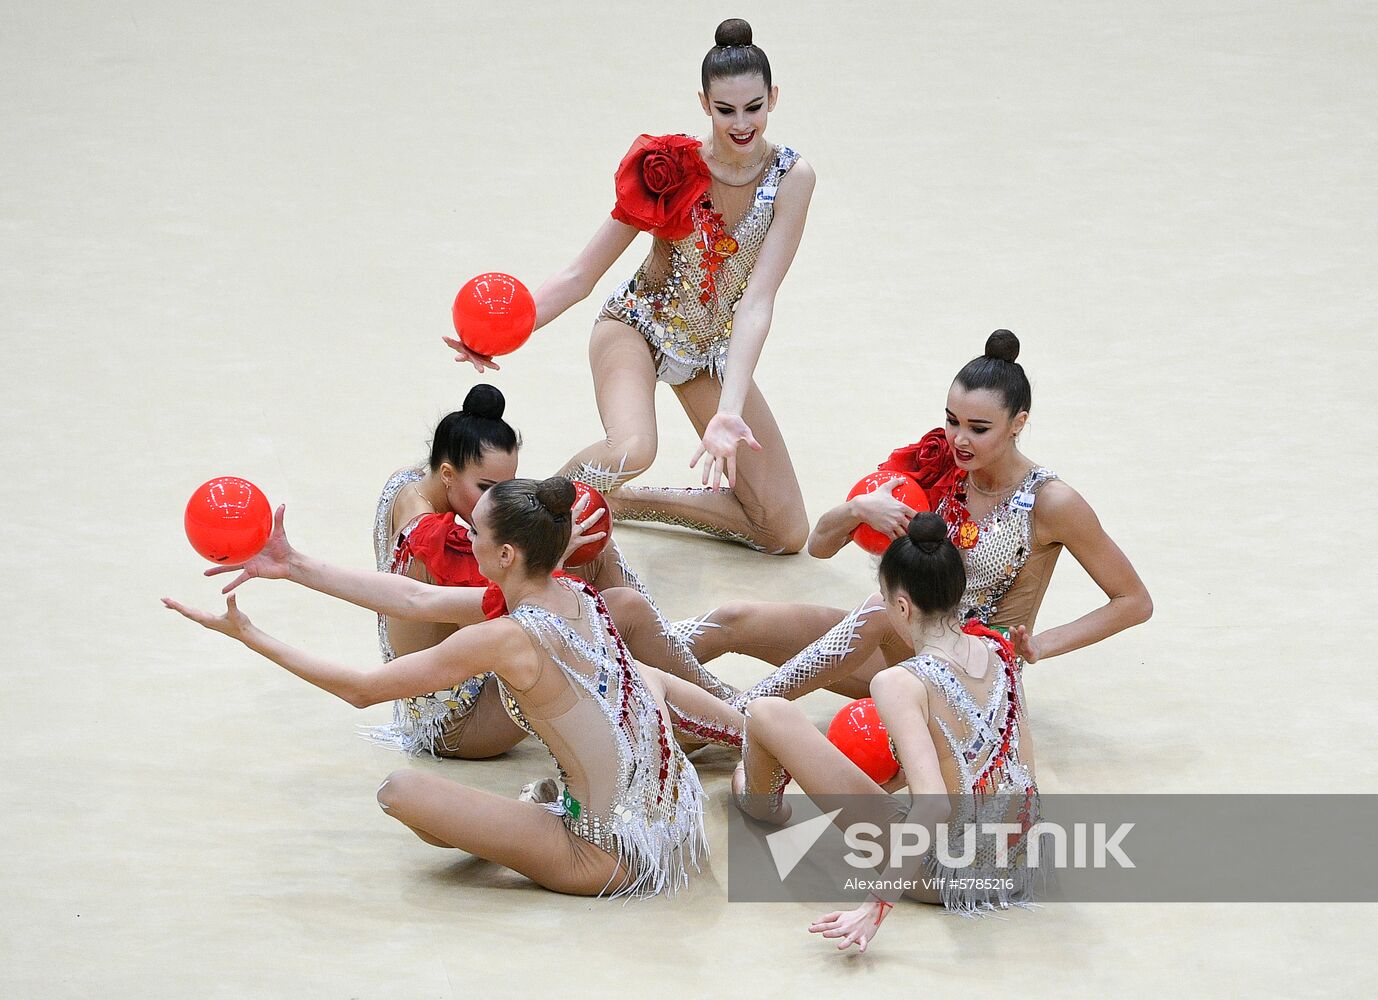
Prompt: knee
<box><xmin>745</xmin><ymin>695</ymin><xmax>792</xmax><ymax>731</ymax></box>
<box><xmin>376</xmin><ymin>768</ymin><xmax>419</xmax><ymax>815</ymax></box>
<box><xmin>711</xmin><ymin>600</ymin><xmax>754</xmax><ymax>632</ymax></box>
<box><xmin>605</xmin><ymin>430</ymin><xmax>657</xmax><ymax>475</ymax></box>
<box><xmin>752</xmin><ymin>511</ymin><xmax>810</xmax><ymax>555</ymax></box>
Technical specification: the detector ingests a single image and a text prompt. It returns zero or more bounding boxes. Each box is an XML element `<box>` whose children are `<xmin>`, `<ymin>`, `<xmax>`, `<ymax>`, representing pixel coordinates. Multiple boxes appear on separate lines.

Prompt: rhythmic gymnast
<box><xmin>445</xmin><ymin>19</ymin><xmax>815</xmax><ymax>553</ymax></box>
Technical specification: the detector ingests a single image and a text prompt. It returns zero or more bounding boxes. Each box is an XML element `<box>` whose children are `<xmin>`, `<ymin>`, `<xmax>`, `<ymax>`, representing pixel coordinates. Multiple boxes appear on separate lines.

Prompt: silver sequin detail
<box><xmin>730</xmin><ymin>597</ymin><xmax>886</xmax><ymax>707</ymax></box>
<box><xmin>610</xmin><ymin>485</ymin><xmax>778</xmax><ymax>553</ymax></box>
<box><xmin>599</xmin><ymin>144</ymin><xmax>801</xmax><ymax>385</ymax></box>
<box><xmin>505</xmin><ymin>585</ymin><xmax>707</xmax><ymax>898</ymax></box>
<box><xmin>362</xmin><ymin>467</ymin><xmax>487</xmax><ymax>756</ymax></box>
<box><xmin>940</xmin><ymin>467</ymin><xmax>1058</xmax><ymax>624</ymax></box>
<box><xmin>898</xmin><ymin>646</ymin><xmax>1040</xmax><ymax>915</ymax></box>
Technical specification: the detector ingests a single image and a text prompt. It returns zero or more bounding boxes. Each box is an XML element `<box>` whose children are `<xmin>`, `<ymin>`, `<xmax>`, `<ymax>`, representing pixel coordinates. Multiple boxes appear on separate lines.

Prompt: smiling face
<box><xmin>944</xmin><ymin>383</ymin><xmax>1028</xmax><ymax>473</ymax></box>
<box><xmin>440</xmin><ymin>446</ymin><xmax>519</xmax><ymax>522</ymax></box>
<box><xmin>699</xmin><ymin>74</ymin><xmax>777</xmax><ymax>158</ymax></box>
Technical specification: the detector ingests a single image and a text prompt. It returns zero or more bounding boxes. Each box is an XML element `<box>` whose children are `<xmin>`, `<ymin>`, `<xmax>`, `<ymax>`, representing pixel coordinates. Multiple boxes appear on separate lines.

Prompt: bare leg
<box><xmin>736</xmin><ymin>699</ymin><xmax>941</xmax><ymax>908</ymax></box>
<box><xmin>609</xmin><ymin>374</ymin><xmax>809</xmax><ymax>554</ymax></box>
<box><xmin>559</xmin><ymin>320</ymin><xmax>659</xmax><ymax>491</ymax></box>
<box><xmin>375</xmin><ymin>769</ymin><xmax>629</xmax><ymax>896</ymax></box>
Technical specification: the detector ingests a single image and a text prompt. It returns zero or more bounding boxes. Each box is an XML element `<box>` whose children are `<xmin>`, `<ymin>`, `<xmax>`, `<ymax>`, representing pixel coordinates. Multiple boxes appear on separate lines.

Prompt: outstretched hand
<box><xmin>690</xmin><ymin>412</ymin><xmax>762</xmax><ymax>491</ymax></box>
<box><xmin>203</xmin><ymin>504</ymin><xmax>295</xmax><ymax>594</ymax></box>
<box><xmin>162</xmin><ymin>593</ymin><xmax>253</xmax><ymax>642</ymax></box>
<box><xmin>851</xmin><ymin>477</ymin><xmax>920</xmax><ymax>540</ymax></box>
<box><xmin>441</xmin><ymin>335</ymin><xmax>501</xmax><ymax>373</ymax></box>
<box><xmin>808</xmin><ymin>897</ymin><xmax>890</xmax><ymax>953</ymax></box>
<box><xmin>560</xmin><ymin>491</ymin><xmax>608</xmax><ymax>567</ymax></box>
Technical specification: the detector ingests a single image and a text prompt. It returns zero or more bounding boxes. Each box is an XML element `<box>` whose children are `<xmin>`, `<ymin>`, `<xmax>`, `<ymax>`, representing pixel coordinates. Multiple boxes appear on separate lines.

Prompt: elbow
<box><xmin>1127</xmin><ymin>588</ymin><xmax>1153</xmax><ymax>627</ymax></box>
<box><xmin>344</xmin><ymin>678</ymin><xmax>382</xmax><ymax>710</ymax></box>
<box><xmin>805</xmin><ymin>528</ymin><xmax>833</xmax><ymax>559</ymax></box>
<box><xmin>560</xmin><ymin>264</ymin><xmax>596</xmax><ymax>302</ymax></box>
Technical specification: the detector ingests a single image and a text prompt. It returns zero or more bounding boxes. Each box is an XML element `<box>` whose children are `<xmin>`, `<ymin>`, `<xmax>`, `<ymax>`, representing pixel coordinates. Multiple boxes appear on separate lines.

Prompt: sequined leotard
<box><xmin>896</xmin><ymin>633</ymin><xmax>1040</xmax><ymax>914</ymax></box>
<box><xmin>599</xmin><ymin>143</ymin><xmax>801</xmax><ymax>384</ymax></box>
<box><xmin>502</xmin><ymin>578</ymin><xmax>707</xmax><ymax>897</ymax></box>
<box><xmin>700</xmin><ymin>467</ymin><xmax>1064</xmax><ymax>707</ymax></box>
<box><xmin>938</xmin><ymin>467</ymin><xmax>1062</xmax><ymax>628</ymax></box>
<box><xmin>368</xmin><ymin>467</ymin><xmax>491</xmax><ymax>756</ymax></box>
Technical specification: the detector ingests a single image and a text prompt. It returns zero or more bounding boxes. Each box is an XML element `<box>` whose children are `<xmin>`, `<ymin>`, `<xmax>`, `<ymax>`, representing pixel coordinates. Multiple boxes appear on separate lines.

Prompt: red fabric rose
<box><xmin>610</xmin><ymin>134</ymin><xmax>711</xmax><ymax>240</ymax></box>
<box><xmin>878</xmin><ymin>427</ymin><xmax>959</xmax><ymax>508</ymax></box>
<box><xmin>395</xmin><ymin>513</ymin><xmax>490</xmax><ymax>589</ymax></box>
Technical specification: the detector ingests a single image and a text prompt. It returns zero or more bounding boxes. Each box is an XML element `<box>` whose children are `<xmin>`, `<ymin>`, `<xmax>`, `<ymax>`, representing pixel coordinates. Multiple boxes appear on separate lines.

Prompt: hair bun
<box><xmin>535</xmin><ymin>476</ymin><xmax>576</xmax><ymax>520</ymax></box>
<box><xmin>715</xmin><ymin>17</ymin><xmax>753</xmax><ymax>46</ymax></box>
<box><xmin>906</xmin><ymin>511</ymin><xmax>949</xmax><ymax>548</ymax></box>
<box><xmin>984</xmin><ymin>330</ymin><xmax>1020</xmax><ymax>364</ymax></box>
<box><xmin>462</xmin><ymin>383</ymin><xmax>506</xmax><ymax>421</ymax></box>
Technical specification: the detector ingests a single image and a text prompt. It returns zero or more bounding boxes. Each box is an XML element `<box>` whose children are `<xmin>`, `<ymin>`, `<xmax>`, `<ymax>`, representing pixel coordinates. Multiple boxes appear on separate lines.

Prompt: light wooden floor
<box><xmin>3</xmin><ymin>2</ymin><xmax>1376</xmax><ymax>996</ymax></box>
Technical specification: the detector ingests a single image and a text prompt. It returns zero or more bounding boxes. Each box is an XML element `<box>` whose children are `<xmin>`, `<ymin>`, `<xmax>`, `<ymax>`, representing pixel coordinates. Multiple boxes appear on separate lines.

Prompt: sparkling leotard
<box><xmin>502</xmin><ymin>578</ymin><xmax>707</xmax><ymax>897</ymax></box>
<box><xmin>939</xmin><ymin>467</ymin><xmax>1061</xmax><ymax>628</ymax></box>
<box><xmin>898</xmin><ymin>638</ymin><xmax>1040</xmax><ymax>914</ymax></box>
<box><xmin>599</xmin><ymin>143</ymin><xmax>801</xmax><ymax>384</ymax></box>
<box><xmin>368</xmin><ymin>467</ymin><xmax>489</xmax><ymax>755</ymax></box>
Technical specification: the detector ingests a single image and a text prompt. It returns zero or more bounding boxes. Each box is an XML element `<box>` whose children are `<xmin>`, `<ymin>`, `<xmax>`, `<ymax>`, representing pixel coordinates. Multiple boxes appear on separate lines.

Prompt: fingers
<box><xmin>882</xmin><ymin>477</ymin><xmax>904</xmax><ymax>495</ymax></box>
<box><xmin>725</xmin><ymin>453</ymin><xmax>738</xmax><ymax>491</ymax></box>
<box><xmin>809</xmin><ymin>913</ymin><xmax>843</xmax><ymax>933</ymax></box>
<box><xmin>203</xmin><ymin>564</ymin><xmax>241</xmax><ymax>577</ymax></box>
<box><xmin>577</xmin><ymin>507</ymin><xmax>607</xmax><ymax>531</ymax></box>
<box><xmin>162</xmin><ymin>597</ymin><xmax>207</xmax><ymax>626</ymax></box>
<box><xmin>273</xmin><ymin>504</ymin><xmax>286</xmax><ymax>531</ymax></box>
<box><xmin>572</xmin><ymin>493</ymin><xmax>591</xmax><ymax>517</ymax></box>
<box><xmin>220</xmin><ymin>570</ymin><xmax>251</xmax><ymax>595</ymax></box>
<box><xmin>689</xmin><ymin>443</ymin><xmax>706</xmax><ymax>471</ymax></box>
<box><xmin>710</xmin><ymin>456</ymin><xmax>723</xmax><ymax>492</ymax></box>
<box><xmin>226</xmin><ymin>594</ymin><xmax>238</xmax><ymax>612</ymax></box>
<box><xmin>743</xmin><ymin>426</ymin><xmax>762</xmax><ymax>452</ymax></box>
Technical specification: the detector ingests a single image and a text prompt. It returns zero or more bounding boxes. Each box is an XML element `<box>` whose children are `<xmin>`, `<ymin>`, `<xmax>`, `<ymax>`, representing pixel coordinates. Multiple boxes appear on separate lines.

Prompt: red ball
<box><xmin>845</xmin><ymin>471</ymin><xmax>931</xmax><ymax>555</ymax></box>
<box><xmin>565</xmin><ymin>482</ymin><xmax>612</xmax><ymax>568</ymax></box>
<box><xmin>451</xmin><ymin>272</ymin><xmax>536</xmax><ymax>357</ymax></box>
<box><xmin>184</xmin><ymin>477</ymin><xmax>273</xmax><ymax>564</ymax></box>
<box><xmin>827</xmin><ymin>697</ymin><xmax>900</xmax><ymax>784</ymax></box>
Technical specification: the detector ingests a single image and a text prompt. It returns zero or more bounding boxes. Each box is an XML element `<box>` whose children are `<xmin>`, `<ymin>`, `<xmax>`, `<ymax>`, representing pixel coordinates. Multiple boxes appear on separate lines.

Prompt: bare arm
<box><xmin>717</xmin><ymin>159</ymin><xmax>815</xmax><ymax>417</ymax></box>
<box><xmin>206</xmin><ymin>506</ymin><xmax>488</xmax><ymax>625</ymax></box>
<box><xmin>285</xmin><ymin>552</ymin><xmax>488</xmax><ymax>625</ymax></box>
<box><xmin>692</xmin><ymin>159</ymin><xmax>816</xmax><ymax>489</ymax></box>
<box><xmin>1013</xmin><ymin>482</ymin><xmax>1154</xmax><ymax>663</ymax></box>
<box><xmin>443</xmin><ymin>217</ymin><xmax>639</xmax><ymax>371</ymax></box>
<box><xmin>531</xmin><ymin>217</ymin><xmax>639</xmax><ymax>330</ymax></box>
<box><xmin>807</xmin><ymin>478</ymin><xmax>918</xmax><ymax>558</ymax></box>
<box><xmin>810</xmin><ymin>666</ymin><xmax>949</xmax><ymax>951</ymax></box>
<box><xmin>807</xmin><ymin>500</ymin><xmax>865</xmax><ymax>558</ymax></box>
<box><xmin>163</xmin><ymin>595</ymin><xmax>533</xmax><ymax>708</ymax></box>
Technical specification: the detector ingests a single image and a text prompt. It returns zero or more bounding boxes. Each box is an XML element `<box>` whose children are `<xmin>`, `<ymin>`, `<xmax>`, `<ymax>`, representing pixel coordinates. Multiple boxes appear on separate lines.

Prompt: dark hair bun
<box><xmin>535</xmin><ymin>476</ymin><xmax>576</xmax><ymax>519</ymax></box>
<box><xmin>462</xmin><ymin>383</ymin><xmax>506</xmax><ymax>420</ymax></box>
<box><xmin>715</xmin><ymin>18</ymin><xmax>753</xmax><ymax>46</ymax></box>
<box><xmin>984</xmin><ymin>330</ymin><xmax>1020</xmax><ymax>364</ymax></box>
<box><xmin>906</xmin><ymin>511</ymin><xmax>948</xmax><ymax>551</ymax></box>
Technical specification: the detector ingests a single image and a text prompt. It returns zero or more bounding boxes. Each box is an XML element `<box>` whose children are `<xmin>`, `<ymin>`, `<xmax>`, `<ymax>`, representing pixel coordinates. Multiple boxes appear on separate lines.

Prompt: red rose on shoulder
<box><xmin>611</xmin><ymin>134</ymin><xmax>711</xmax><ymax>241</ymax></box>
<box><xmin>878</xmin><ymin>427</ymin><xmax>958</xmax><ymax>507</ymax></box>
